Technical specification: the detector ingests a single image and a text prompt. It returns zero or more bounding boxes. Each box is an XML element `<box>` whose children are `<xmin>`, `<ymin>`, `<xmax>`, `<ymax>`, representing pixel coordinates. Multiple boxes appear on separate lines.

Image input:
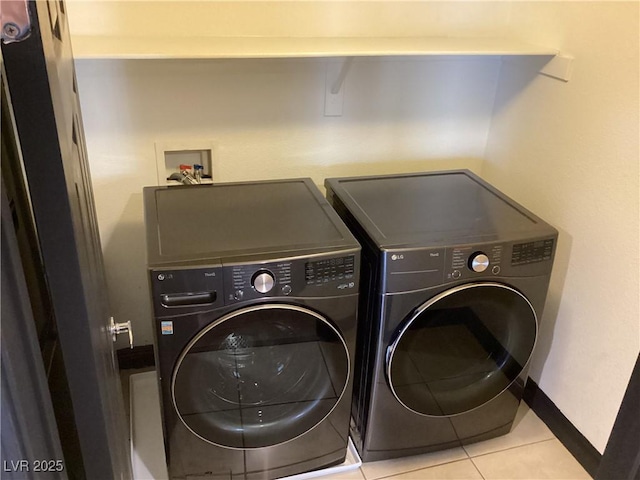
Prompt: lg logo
<box><xmin>391</xmin><ymin>254</ymin><xmax>405</xmax><ymax>261</ymax></box>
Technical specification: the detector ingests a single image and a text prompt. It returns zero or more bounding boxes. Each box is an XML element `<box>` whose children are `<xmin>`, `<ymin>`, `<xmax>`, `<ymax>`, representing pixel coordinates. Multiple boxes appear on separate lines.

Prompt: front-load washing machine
<box><xmin>144</xmin><ymin>178</ymin><xmax>360</xmax><ymax>479</ymax></box>
<box><xmin>325</xmin><ymin>170</ymin><xmax>557</xmax><ymax>462</ymax></box>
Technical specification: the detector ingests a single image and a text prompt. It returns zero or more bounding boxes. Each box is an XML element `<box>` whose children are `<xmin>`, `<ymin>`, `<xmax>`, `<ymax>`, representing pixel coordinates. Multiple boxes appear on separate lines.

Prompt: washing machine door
<box><xmin>172</xmin><ymin>304</ymin><xmax>350</xmax><ymax>449</ymax></box>
<box><xmin>386</xmin><ymin>282</ymin><xmax>537</xmax><ymax>417</ymax></box>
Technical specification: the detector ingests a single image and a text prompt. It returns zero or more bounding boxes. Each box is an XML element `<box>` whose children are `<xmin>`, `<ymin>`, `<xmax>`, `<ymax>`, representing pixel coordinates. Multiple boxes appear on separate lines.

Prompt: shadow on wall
<box><xmin>104</xmin><ymin>57</ymin><xmax>505</xmax><ymax>129</ymax></box>
<box><xmin>313</xmin><ymin>157</ymin><xmax>483</xmax><ymax>185</ymax></box>
<box><xmin>255</xmin><ymin>157</ymin><xmax>486</xmax><ymax>191</ymax></box>
<box><xmin>480</xmin><ymin>55</ymin><xmax>575</xmax><ymax>383</ymax></box>
<box><xmin>482</xmin><ymin>53</ymin><xmax>576</xmax><ymax>382</ymax></box>
<box><xmin>102</xmin><ymin>191</ymin><xmax>153</xmax><ymax>348</ymax></box>
<box><xmin>529</xmin><ymin>226</ymin><xmax>573</xmax><ymax>382</ymax></box>
<box><xmin>491</xmin><ymin>56</ymin><xmax>555</xmax><ymax>116</ymax></box>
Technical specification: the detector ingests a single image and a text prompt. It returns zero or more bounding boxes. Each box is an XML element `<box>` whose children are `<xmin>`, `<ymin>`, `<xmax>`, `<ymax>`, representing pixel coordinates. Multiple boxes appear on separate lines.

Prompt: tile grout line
<box><xmin>467</xmin><ymin>437</ymin><xmax>557</xmax><ymax>460</ymax></box>
<box><xmin>463</xmin><ymin>444</ymin><xmax>472</xmax><ymax>459</ymax></box>
<box><xmin>361</xmin><ymin>435</ymin><xmax>557</xmax><ymax>480</ymax></box>
<box><xmin>355</xmin><ymin>434</ymin><xmax>559</xmax><ymax>480</ymax></box>
<box><xmin>362</xmin><ymin>458</ymin><xmax>474</xmax><ymax>480</ymax></box>
<box><xmin>468</xmin><ymin>456</ymin><xmax>487</xmax><ymax>480</ymax></box>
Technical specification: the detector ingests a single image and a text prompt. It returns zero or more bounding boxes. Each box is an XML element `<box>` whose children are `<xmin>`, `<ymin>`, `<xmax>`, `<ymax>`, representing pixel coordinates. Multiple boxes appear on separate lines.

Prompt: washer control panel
<box><xmin>305</xmin><ymin>256</ymin><xmax>355</xmax><ymax>286</ymax></box>
<box><xmin>223</xmin><ymin>253</ymin><xmax>358</xmax><ymax>304</ymax></box>
<box><xmin>227</xmin><ymin>262</ymin><xmax>292</xmax><ymax>303</ymax></box>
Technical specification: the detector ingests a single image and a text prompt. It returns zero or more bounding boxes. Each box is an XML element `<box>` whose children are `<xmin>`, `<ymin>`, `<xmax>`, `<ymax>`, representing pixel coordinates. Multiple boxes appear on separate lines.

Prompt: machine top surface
<box><xmin>325</xmin><ymin>170</ymin><xmax>556</xmax><ymax>248</ymax></box>
<box><xmin>144</xmin><ymin>178</ymin><xmax>358</xmax><ymax>267</ymax></box>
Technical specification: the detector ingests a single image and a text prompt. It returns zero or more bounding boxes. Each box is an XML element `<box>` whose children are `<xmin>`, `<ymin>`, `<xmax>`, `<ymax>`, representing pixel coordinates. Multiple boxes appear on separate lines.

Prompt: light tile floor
<box><xmin>122</xmin><ymin>369</ymin><xmax>591</xmax><ymax>480</ymax></box>
<box><xmin>321</xmin><ymin>404</ymin><xmax>591</xmax><ymax>480</ymax></box>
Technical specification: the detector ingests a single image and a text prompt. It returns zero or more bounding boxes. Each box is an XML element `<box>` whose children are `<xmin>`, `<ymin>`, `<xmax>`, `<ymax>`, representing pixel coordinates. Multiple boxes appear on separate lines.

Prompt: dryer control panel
<box><xmin>447</xmin><ymin>244</ymin><xmax>505</xmax><ymax>281</ymax></box>
<box><xmin>445</xmin><ymin>237</ymin><xmax>556</xmax><ymax>282</ymax></box>
<box><xmin>382</xmin><ymin>236</ymin><xmax>556</xmax><ymax>293</ymax></box>
<box><xmin>511</xmin><ymin>239</ymin><xmax>554</xmax><ymax>266</ymax></box>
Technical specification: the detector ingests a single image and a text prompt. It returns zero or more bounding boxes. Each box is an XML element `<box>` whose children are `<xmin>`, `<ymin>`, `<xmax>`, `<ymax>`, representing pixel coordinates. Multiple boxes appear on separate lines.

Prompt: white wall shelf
<box><xmin>71</xmin><ymin>36</ymin><xmax>558</xmax><ymax>60</ymax></box>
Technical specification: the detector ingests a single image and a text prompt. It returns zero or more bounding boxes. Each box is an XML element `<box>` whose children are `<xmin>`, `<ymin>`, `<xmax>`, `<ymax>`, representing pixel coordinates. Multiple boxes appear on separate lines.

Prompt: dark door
<box><xmin>1</xmin><ymin>1</ymin><xmax>131</xmax><ymax>478</ymax></box>
<box><xmin>172</xmin><ymin>304</ymin><xmax>350</xmax><ymax>449</ymax></box>
<box><xmin>386</xmin><ymin>282</ymin><xmax>537</xmax><ymax>417</ymax></box>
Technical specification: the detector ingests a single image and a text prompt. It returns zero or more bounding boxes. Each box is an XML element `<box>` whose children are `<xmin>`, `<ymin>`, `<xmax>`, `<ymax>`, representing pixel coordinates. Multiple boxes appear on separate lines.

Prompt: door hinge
<box><xmin>1</xmin><ymin>0</ymin><xmax>31</xmax><ymax>44</ymax></box>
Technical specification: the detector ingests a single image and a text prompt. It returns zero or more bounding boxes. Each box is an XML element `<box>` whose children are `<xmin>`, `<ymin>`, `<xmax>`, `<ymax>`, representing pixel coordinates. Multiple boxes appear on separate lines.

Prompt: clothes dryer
<box><xmin>325</xmin><ymin>170</ymin><xmax>557</xmax><ymax>462</ymax></box>
<box><xmin>144</xmin><ymin>179</ymin><xmax>360</xmax><ymax>479</ymax></box>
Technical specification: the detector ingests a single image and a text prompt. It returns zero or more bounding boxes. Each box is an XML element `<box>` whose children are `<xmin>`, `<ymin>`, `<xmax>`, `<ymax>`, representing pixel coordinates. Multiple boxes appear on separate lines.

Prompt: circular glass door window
<box><xmin>386</xmin><ymin>283</ymin><xmax>537</xmax><ymax>417</ymax></box>
<box><xmin>172</xmin><ymin>304</ymin><xmax>349</xmax><ymax>449</ymax></box>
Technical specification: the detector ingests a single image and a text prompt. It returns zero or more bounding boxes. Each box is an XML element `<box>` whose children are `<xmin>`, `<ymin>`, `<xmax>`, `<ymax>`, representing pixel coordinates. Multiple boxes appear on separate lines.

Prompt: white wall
<box><xmin>71</xmin><ymin>0</ymin><xmax>639</xmax><ymax>457</ymax></box>
<box><xmin>66</xmin><ymin>1</ymin><xmax>513</xmax><ymax>38</ymax></box>
<box><xmin>70</xmin><ymin>1</ymin><xmax>515</xmax><ymax>348</ymax></box>
<box><xmin>483</xmin><ymin>1</ymin><xmax>639</xmax><ymax>454</ymax></box>
<box><xmin>74</xmin><ymin>56</ymin><xmax>500</xmax><ymax>346</ymax></box>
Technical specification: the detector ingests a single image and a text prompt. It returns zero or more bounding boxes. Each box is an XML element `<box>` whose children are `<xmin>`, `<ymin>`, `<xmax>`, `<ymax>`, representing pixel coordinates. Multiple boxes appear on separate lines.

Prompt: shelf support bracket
<box><xmin>325</xmin><ymin>58</ymin><xmax>353</xmax><ymax>117</ymax></box>
<box><xmin>330</xmin><ymin>57</ymin><xmax>353</xmax><ymax>94</ymax></box>
<box><xmin>539</xmin><ymin>52</ymin><xmax>574</xmax><ymax>82</ymax></box>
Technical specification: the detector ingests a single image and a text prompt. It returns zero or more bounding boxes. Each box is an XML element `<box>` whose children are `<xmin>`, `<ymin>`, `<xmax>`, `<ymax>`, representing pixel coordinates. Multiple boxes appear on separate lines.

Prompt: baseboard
<box><xmin>117</xmin><ymin>344</ymin><xmax>155</xmax><ymax>370</ymax></box>
<box><xmin>524</xmin><ymin>378</ymin><xmax>602</xmax><ymax>478</ymax></box>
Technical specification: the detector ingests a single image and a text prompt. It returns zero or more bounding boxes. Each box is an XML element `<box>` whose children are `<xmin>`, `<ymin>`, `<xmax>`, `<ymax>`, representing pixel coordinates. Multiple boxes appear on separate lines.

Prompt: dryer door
<box><xmin>172</xmin><ymin>304</ymin><xmax>350</xmax><ymax>449</ymax></box>
<box><xmin>386</xmin><ymin>282</ymin><xmax>537</xmax><ymax>417</ymax></box>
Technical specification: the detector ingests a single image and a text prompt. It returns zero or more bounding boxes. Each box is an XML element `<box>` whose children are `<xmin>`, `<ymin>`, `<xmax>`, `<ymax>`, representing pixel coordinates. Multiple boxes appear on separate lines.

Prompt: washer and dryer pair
<box><xmin>144</xmin><ymin>170</ymin><xmax>557</xmax><ymax>478</ymax></box>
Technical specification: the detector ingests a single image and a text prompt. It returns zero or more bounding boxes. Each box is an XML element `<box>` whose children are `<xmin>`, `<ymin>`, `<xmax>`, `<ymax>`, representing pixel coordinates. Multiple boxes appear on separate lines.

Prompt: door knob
<box><xmin>109</xmin><ymin>317</ymin><xmax>133</xmax><ymax>349</ymax></box>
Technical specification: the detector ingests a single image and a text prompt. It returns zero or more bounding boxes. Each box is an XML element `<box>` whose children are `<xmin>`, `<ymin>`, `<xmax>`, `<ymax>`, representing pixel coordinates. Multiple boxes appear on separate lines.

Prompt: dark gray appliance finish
<box><xmin>145</xmin><ymin>178</ymin><xmax>355</xmax><ymax>267</ymax></box>
<box><xmin>144</xmin><ymin>179</ymin><xmax>361</xmax><ymax>480</ymax></box>
<box><xmin>325</xmin><ymin>170</ymin><xmax>558</xmax><ymax>462</ymax></box>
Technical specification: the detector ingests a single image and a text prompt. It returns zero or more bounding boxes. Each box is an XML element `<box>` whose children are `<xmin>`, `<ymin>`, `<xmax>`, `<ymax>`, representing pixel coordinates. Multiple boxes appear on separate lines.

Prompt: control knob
<box><xmin>252</xmin><ymin>270</ymin><xmax>275</xmax><ymax>294</ymax></box>
<box><xmin>469</xmin><ymin>252</ymin><xmax>490</xmax><ymax>273</ymax></box>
